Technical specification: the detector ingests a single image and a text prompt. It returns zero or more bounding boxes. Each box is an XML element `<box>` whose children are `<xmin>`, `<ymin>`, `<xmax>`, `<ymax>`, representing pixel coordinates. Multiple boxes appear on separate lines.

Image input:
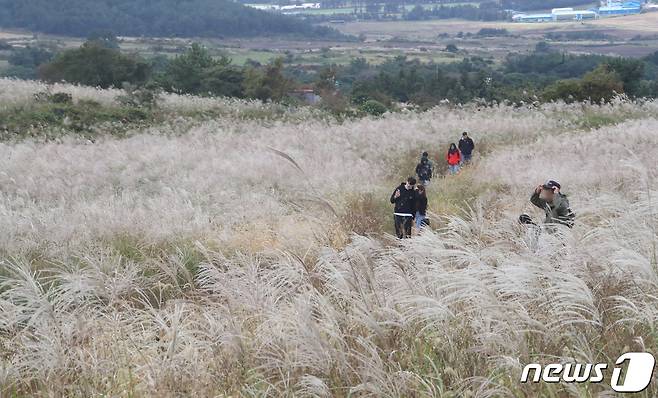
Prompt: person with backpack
<box><xmin>415</xmin><ymin>184</ymin><xmax>429</xmax><ymax>230</ymax></box>
<box><xmin>415</xmin><ymin>152</ymin><xmax>433</xmax><ymax>186</ymax></box>
<box><xmin>390</xmin><ymin>177</ymin><xmax>418</xmax><ymax>239</ymax></box>
<box><xmin>458</xmin><ymin>131</ymin><xmax>475</xmax><ymax>164</ymax></box>
<box><xmin>530</xmin><ymin>179</ymin><xmax>575</xmax><ymax>230</ymax></box>
<box><xmin>446</xmin><ymin>143</ymin><xmax>461</xmax><ymax>175</ymax></box>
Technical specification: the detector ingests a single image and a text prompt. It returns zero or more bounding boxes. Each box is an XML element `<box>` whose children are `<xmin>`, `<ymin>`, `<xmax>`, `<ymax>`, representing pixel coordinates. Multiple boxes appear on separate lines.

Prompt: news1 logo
<box><xmin>521</xmin><ymin>352</ymin><xmax>656</xmax><ymax>393</ymax></box>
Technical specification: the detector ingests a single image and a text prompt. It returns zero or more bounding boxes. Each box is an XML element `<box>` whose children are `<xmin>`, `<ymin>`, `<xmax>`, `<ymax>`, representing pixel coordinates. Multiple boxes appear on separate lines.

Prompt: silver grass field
<box><xmin>0</xmin><ymin>78</ymin><xmax>657</xmax><ymax>397</ymax></box>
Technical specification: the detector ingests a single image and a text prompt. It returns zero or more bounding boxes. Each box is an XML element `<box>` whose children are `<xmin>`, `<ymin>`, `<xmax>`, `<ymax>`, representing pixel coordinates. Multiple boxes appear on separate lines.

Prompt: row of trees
<box><xmin>21</xmin><ymin>40</ymin><xmax>293</xmax><ymax>102</ymax></box>
<box><xmin>501</xmin><ymin>0</ymin><xmax>593</xmax><ymax>11</ymax></box>
<box><xmin>406</xmin><ymin>2</ymin><xmax>507</xmax><ymax>21</ymax></box>
<box><xmin>320</xmin><ymin>46</ymin><xmax>658</xmax><ymax>110</ymax></box>
<box><xmin>4</xmin><ymin>37</ymin><xmax>658</xmax><ymax>112</ymax></box>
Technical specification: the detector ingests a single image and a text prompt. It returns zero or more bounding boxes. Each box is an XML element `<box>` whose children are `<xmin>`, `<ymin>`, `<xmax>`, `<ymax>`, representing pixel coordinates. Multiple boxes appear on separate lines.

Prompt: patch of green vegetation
<box><xmin>575</xmin><ymin>110</ymin><xmax>639</xmax><ymax>130</ymax></box>
<box><xmin>106</xmin><ymin>233</ymin><xmax>206</xmax><ymax>291</ymax></box>
<box><xmin>0</xmin><ymin>94</ymin><xmax>156</xmax><ymax>141</ymax></box>
<box><xmin>226</xmin><ymin>50</ymin><xmax>280</xmax><ymax>66</ymax></box>
<box><xmin>340</xmin><ymin>190</ymin><xmax>392</xmax><ymax>235</ymax></box>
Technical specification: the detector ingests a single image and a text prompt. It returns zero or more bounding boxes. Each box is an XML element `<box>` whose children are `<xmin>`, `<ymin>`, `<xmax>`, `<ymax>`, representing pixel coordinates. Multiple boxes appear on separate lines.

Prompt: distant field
<box><xmin>331</xmin><ymin>12</ymin><xmax>658</xmax><ymax>39</ymax></box>
<box><xmin>321</xmin><ymin>13</ymin><xmax>658</xmax><ymax>58</ymax></box>
<box><xmin>329</xmin><ymin>19</ymin><xmax>561</xmax><ymax>42</ymax></box>
<box><xmin>592</xmin><ymin>11</ymin><xmax>658</xmax><ymax>33</ymax></box>
<box><xmin>0</xmin><ymin>31</ymin><xmax>30</xmax><ymax>40</ymax></box>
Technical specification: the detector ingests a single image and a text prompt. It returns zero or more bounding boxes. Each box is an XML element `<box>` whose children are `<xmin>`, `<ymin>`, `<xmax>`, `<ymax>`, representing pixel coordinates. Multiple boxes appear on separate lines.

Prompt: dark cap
<box><xmin>462</xmin><ymin>131</ymin><xmax>468</xmax><ymax>136</ymax></box>
<box><xmin>542</xmin><ymin>180</ymin><xmax>561</xmax><ymax>190</ymax></box>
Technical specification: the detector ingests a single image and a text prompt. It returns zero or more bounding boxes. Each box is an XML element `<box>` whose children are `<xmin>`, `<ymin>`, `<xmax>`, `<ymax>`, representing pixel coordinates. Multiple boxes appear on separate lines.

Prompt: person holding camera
<box><xmin>530</xmin><ymin>180</ymin><xmax>575</xmax><ymax>229</ymax></box>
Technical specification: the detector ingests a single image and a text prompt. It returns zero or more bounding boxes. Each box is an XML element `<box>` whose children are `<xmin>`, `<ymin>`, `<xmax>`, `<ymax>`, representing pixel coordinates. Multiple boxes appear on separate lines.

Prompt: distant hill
<box><xmin>0</xmin><ymin>0</ymin><xmax>344</xmax><ymax>39</ymax></box>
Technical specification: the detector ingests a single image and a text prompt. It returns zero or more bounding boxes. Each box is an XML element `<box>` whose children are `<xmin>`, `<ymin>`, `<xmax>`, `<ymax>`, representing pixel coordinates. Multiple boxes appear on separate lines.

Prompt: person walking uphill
<box><xmin>530</xmin><ymin>180</ymin><xmax>575</xmax><ymax>230</ymax></box>
<box><xmin>446</xmin><ymin>143</ymin><xmax>461</xmax><ymax>175</ymax></box>
<box><xmin>458</xmin><ymin>131</ymin><xmax>475</xmax><ymax>164</ymax></box>
<box><xmin>415</xmin><ymin>152</ymin><xmax>433</xmax><ymax>186</ymax></box>
<box><xmin>390</xmin><ymin>177</ymin><xmax>418</xmax><ymax>239</ymax></box>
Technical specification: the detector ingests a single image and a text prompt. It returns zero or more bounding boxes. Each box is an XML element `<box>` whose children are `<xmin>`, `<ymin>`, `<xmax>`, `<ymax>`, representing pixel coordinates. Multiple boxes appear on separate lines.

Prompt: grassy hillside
<box><xmin>0</xmin><ymin>0</ymin><xmax>344</xmax><ymax>39</ymax></box>
<box><xmin>0</xmin><ymin>78</ymin><xmax>657</xmax><ymax>396</ymax></box>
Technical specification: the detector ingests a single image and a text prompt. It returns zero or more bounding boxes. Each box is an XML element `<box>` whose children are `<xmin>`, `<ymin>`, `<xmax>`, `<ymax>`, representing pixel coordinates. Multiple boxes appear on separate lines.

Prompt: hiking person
<box><xmin>530</xmin><ymin>180</ymin><xmax>575</xmax><ymax>229</ymax></box>
<box><xmin>415</xmin><ymin>152</ymin><xmax>433</xmax><ymax>186</ymax></box>
<box><xmin>390</xmin><ymin>177</ymin><xmax>418</xmax><ymax>239</ymax></box>
<box><xmin>446</xmin><ymin>143</ymin><xmax>461</xmax><ymax>175</ymax></box>
<box><xmin>458</xmin><ymin>131</ymin><xmax>475</xmax><ymax>164</ymax></box>
<box><xmin>415</xmin><ymin>184</ymin><xmax>428</xmax><ymax>230</ymax></box>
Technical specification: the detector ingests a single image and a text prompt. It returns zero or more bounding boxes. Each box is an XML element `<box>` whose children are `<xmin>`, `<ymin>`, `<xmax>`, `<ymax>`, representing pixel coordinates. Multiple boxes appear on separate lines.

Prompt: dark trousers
<box><xmin>394</xmin><ymin>215</ymin><xmax>413</xmax><ymax>239</ymax></box>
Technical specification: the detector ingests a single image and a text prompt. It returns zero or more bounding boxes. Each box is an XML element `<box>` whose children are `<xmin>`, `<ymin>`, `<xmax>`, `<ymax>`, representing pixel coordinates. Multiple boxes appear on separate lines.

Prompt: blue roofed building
<box><xmin>598</xmin><ymin>0</ymin><xmax>642</xmax><ymax>16</ymax></box>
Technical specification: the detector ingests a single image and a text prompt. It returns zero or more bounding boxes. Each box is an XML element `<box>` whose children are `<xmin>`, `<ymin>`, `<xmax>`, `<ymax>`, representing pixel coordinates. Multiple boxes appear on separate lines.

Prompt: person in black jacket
<box><xmin>415</xmin><ymin>152</ymin><xmax>433</xmax><ymax>186</ymax></box>
<box><xmin>415</xmin><ymin>184</ymin><xmax>428</xmax><ymax>230</ymax></box>
<box><xmin>458</xmin><ymin>131</ymin><xmax>475</xmax><ymax>164</ymax></box>
<box><xmin>390</xmin><ymin>177</ymin><xmax>418</xmax><ymax>238</ymax></box>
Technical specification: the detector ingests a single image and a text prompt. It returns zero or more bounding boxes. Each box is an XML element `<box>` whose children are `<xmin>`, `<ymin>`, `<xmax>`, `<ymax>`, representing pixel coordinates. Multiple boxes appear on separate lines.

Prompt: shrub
<box><xmin>359</xmin><ymin>99</ymin><xmax>388</xmax><ymax>116</ymax></box>
<box><xmin>476</xmin><ymin>28</ymin><xmax>509</xmax><ymax>37</ymax></box>
<box><xmin>117</xmin><ymin>83</ymin><xmax>161</xmax><ymax>109</ymax></box>
<box><xmin>543</xmin><ymin>65</ymin><xmax>623</xmax><ymax>103</ymax></box>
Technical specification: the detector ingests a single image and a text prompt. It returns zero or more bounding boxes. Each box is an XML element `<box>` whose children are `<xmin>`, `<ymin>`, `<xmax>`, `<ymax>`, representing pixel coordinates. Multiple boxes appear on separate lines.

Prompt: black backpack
<box><xmin>418</xmin><ymin>160</ymin><xmax>432</xmax><ymax>180</ymax></box>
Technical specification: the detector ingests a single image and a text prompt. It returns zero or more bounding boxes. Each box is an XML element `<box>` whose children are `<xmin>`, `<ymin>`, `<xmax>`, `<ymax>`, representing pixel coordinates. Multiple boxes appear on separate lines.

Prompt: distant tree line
<box><xmin>333</xmin><ymin>47</ymin><xmax>658</xmax><ymax>110</ymax></box>
<box><xmin>501</xmin><ymin>0</ymin><xmax>593</xmax><ymax>10</ymax></box>
<box><xmin>19</xmin><ymin>40</ymin><xmax>293</xmax><ymax>102</ymax></box>
<box><xmin>405</xmin><ymin>2</ymin><xmax>507</xmax><ymax>21</ymax></box>
<box><xmin>0</xmin><ymin>0</ymin><xmax>345</xmax><ymax>39</ymax></box>
<box><xmin>3</xmin><ymin>37</ymin><xmax>658</xmax><ymax>112</ymax></box>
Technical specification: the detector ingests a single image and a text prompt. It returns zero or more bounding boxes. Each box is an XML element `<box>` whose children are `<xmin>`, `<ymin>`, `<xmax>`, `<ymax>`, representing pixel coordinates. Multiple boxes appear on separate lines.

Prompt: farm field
<box><xmin>0</xmin><ymin>78</ymin><xmax>657</xmax><ymax>396</ymax></box>
<box><xmin>332</xmin><ymin>12</ymin><xmax>658</xmax><ymax>39</ymax></box>
<box><xmin>326</xmin><ymin>13</ymin><xmax>658</xmax><ymax>57</ymax></box>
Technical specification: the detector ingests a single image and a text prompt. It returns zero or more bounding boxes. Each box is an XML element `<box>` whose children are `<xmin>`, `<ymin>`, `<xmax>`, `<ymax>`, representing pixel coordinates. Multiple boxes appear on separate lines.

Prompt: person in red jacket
<box><xmin>446</xmin><ymin>143</ymin><xmax>461</xmax><ymax>175</ymax></box>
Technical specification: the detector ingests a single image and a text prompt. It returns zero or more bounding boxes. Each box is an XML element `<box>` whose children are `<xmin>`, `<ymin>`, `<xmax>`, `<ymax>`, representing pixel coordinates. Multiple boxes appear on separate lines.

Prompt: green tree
<box><xmin>243</xmin><ymin>58</ymin><xmax>293</xmax><ymax>101</ymax></box>
<box><xmin>160</xmin><ymin>44</ymin><xmax>245</xmax><ymax>97</ymax></box>
<box><xmin>542</xmin><ymin>79</ymin><xmax>583</xmax><ymax>103</ymax></box>
<box><xmin>4</xmin><ymin>46</ymin><xmax>54</xmax><ymax>79</ymax></box>
<box><xmin>543</xmin><ymin>65</ymin><xmax>623</xmax><ymax>103</ymax></box>
<box><xmin>162</xmin><ymin>44</ymin><xmax>219</xmax><ymax>94</ymax></box>
<box><xmin>38</xmin><ymin>41</ymin><xmax>150</xmax><ymax>88</ymax></box>
<box><xmin>580</xmin><ymin>65</ymin><xmax>624</xmax><ymax>102</ymax></box>
<box><xmin>202</xmin><ymin>64</ymin><xmax>245</xmax><ymax>98</ymax></box>
<box><xmin>315</xmin><ymin>66</ymin><xmax>338</xmax><ymax>93</ymax></box>
<box><xmin>645</xmin><ymin>51</ymin><xmax>658</xmax><ymax>66</ymax></box>
<box><xmin>605</xmin><ymin>58</ymin><xmax>644</xmax><ymax>97</ymax></box>
<box><xmin>359</xmin><ymin>99</ymin><xmax>388</xmax><ymax>116</ymax></box>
